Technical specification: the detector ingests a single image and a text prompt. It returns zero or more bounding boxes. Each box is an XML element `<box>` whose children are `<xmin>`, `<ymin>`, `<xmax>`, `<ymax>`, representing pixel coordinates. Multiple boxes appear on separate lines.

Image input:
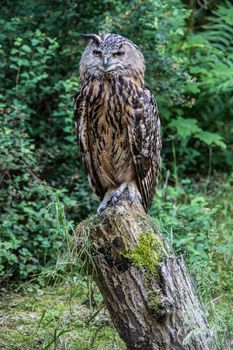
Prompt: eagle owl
<box><xmin>74</xmin><ymin>33</ymin><xmax>161</xmax><ymax>213</ymax></box>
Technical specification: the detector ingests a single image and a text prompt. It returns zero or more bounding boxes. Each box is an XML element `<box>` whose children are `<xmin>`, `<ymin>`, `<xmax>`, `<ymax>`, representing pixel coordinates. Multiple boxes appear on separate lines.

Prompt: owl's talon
<box><xmin>97</xmin><ymin>185</ymin><xmax>128</xmax><ymax>213</ymax></box>
<box><xmin>128</xmin><ymin>190</ymin><xmax>142</xmax><ymax>206</ymax></box>
<box><xmin>110</xmin><ymin>189</ymin><xmax>122</xmax><ymax>205</ymax></box>
<box><xmin>97</xmin><ymin>193</ymin><xmax>119</xmax><ymax>213</ymax></box>
<box><xmin>97</xmin><ymin>197</ymin><xmax>117</xmax><ymax>214</ymax></box>
<box><xmin>97</xmin><ymin>201</ymin><xmax>108</xmax><ymax>214</ymax></box>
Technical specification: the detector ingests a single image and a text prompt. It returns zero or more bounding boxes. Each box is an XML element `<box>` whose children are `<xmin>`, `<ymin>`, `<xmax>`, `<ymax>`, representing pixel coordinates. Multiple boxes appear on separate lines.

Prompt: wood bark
<box><xmin>75</xmin><ymin>197</ymin><xmax>213</xmax><ymax>350</ymax></box>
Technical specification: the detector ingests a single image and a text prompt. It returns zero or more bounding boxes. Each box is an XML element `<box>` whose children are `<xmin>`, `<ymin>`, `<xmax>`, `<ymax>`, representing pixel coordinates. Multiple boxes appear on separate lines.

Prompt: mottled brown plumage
<box><xmin>74</xmin><ymin>33</ymin><xmax>161</xmax><ymax>212</ymax></box>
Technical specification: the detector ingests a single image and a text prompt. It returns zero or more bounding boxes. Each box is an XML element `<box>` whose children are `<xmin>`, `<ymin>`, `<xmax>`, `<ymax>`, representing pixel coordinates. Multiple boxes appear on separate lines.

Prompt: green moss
<box><xmin>147</xmin><ymin>289</ymin><xmax>159</xmax><ymax>310</ymax></box>
<box><xmin>123</xmin><ymin>230</ymin><xmax>164</xmax><ymax>276</ymax></box>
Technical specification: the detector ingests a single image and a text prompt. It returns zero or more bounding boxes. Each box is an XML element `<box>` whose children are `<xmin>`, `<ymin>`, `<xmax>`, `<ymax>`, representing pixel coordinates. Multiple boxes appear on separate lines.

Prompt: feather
<box><xmin>74</xmin><ymin>91</ymin><xmax>105</xmax><ymax>199</ymax></box>
<box><xmin>80</xmin><ymin>33</ymin><xmax>102</xmax><ymax>44</ymax></box>
<box><xmin>127</xmin><ymin>88</ymin><xmax>161</xmax><ymax>211</ymax></box>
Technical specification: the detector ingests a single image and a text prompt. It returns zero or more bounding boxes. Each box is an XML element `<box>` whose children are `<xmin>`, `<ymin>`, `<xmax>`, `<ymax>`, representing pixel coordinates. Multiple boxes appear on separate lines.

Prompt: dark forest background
<box><xmin>0</xmin><ymin>1</ymin><xmax>232</xmax><ymax>349</ymax></box>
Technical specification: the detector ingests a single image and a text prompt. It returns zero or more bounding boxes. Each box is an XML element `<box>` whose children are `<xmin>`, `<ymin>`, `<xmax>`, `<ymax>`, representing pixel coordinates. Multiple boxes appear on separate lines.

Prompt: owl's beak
<box><xmin>102</xmin><ymin>56</ymin><xmax>110</xmax><ymax>70</ymax></box>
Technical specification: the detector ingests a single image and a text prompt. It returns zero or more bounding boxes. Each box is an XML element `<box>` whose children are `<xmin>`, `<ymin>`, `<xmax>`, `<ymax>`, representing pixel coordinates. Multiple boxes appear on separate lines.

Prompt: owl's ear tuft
<box><xmin>80</xmin><ymin>34</ymin><xmax>102</xmax><ymax>45</ymax></box>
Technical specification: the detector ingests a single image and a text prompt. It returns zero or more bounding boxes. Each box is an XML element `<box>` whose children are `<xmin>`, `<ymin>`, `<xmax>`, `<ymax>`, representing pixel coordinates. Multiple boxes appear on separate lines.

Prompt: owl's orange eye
<box><xmin>114</xmin><ymin>51</ymin><xmax>125</xmax><ymax>56</ymax></box>
<box><xmin>93</xmin><ymin>49</ymin><xmax>102</xmax><ymax>55</ymax></box>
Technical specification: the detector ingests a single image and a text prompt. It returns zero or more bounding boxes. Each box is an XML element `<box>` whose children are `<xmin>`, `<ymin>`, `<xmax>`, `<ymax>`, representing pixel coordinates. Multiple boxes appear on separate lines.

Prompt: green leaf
<box><xmin>169</xmin><ymin>117</ymin><xmax>201</xmax><ymax>139</ymax></box>
<box><xmin>184</xmin><ymin>83</ymin><xmax>200</xmax><ymax>94</ymax></box>
<box><xmin>195</xmin><ymin>131</ymin><xmax>227</xmax><ymax>149</ymax></box>
<box><xmin>21</xmin><ymin>45</ymin><xmax>32</xmax><ymax>53</ymax></box>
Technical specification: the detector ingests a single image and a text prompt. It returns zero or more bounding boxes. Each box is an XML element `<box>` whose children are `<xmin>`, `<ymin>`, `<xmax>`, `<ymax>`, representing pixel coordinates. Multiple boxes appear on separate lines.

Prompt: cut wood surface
<box><xmin>75</xmin><ymin>196</ymin><xmax>213</xmax><ymax>350</ymax></box>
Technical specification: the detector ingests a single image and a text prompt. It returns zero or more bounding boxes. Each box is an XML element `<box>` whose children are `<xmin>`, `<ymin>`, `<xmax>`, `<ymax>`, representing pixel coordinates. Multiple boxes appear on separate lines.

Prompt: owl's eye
<box><xmin>113</xmin><ymin>51</ymin><xmax>125</xmax><ymax>56</ymax></box>
<box><xmin>93</xmin><ymin>49</ymin><xmax>102</xmax><ymax>56</ymax></box>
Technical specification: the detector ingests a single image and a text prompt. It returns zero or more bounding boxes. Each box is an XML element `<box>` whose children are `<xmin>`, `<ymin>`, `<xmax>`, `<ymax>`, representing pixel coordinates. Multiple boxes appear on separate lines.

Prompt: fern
<box><xmin>182</xmin><ymin>1</ymin><xmax>233</xmax><ymax>169</ymax></box>
<box><xmin>203</xmin><ymin>1</ymin><xmax>233</xmax><ymax>53</ymax></box>
<box><xmin>197</xmin><ymin>1</ymin><xmax>233</xmax><ymax>102</ymax></box>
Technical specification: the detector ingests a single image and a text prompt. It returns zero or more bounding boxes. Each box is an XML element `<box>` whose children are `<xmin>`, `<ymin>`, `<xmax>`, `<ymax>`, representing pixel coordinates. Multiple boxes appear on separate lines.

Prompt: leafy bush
<box><xmin>0</xmin><ymin>7</ymin><xmax>97</xmax><ymax>280</ymax></box>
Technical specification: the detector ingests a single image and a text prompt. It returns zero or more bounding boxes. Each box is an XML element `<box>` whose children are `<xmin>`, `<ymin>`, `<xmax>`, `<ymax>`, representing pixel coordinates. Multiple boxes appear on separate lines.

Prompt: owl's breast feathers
<box><xmin>74</xmin><ymin>76</ymin><xmax>161</xmax><ymax>211</ymax></box>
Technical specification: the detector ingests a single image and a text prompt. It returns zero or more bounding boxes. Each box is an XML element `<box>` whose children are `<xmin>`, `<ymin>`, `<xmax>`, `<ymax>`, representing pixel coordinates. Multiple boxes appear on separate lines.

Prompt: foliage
<box><xmin>0</xmin><ymin>0</ymin><xmax>232</xmax><ymax>295</ymax></box>
<box><xmin>184</xmin><ymin>0</ymin><xmax>233</xmax><ymax>170</ymax></box>
<box><xmin>0</xmin><ymin>3</ymin><xmax>97</xmax><ymax>280</ymax></box>
<box><xmin>150</xmin><ymin>175</ymin><xmax>233</xmax><ymax>348</ymax></box>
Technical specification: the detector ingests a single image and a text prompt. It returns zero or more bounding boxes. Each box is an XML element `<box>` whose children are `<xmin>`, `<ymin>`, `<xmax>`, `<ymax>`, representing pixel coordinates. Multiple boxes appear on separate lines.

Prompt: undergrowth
<box><xmin>150</xmin><ymin>173</ymin><xmax>233</xmax><ymax>349</ymax></box>
<box><xmin>1</xmin><ymin>174</ymin><xmax>232</xmax><ymax>350</ymax></box>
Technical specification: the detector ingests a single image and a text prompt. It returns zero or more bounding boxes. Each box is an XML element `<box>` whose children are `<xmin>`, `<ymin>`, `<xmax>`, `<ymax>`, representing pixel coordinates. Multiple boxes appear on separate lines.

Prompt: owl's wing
<box><xmin>128</xmin><ymin>88</ymin><xmax>161</xmax><ymax>211</ymax></box>
<box><xmin>74</xmin><ymin>91</ymin><xmax>105</xmax><ymax>199</ymax></box>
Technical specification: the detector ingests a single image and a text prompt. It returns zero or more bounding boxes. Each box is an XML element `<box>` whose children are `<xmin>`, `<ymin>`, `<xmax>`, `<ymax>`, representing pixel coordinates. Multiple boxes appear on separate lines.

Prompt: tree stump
<box><xmin>75</xmin><ymin>197</ymin><xmax>213</xmax><ymax>350</ymax></box>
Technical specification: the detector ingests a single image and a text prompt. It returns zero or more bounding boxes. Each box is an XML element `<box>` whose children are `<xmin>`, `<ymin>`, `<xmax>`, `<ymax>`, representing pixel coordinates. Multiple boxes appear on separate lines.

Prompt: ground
<box><xmin>0</xmin><ymin>283</ymin><xmax>125</xmax><ymax>350</ymax></box>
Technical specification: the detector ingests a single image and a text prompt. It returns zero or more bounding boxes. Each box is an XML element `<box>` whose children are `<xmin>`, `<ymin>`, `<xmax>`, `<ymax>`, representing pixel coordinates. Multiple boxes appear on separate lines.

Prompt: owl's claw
<box><xmin>128</xmin><ymin>190</ymin><xmax>142</xmax><ymax>206</ymax></box>
<box><xmin>110</xmin><ymin>188</ymin><xmax>124</xmax><ymax>205</ymax></box>
<box><xmin>97</xmin><ymin>185</ymin><xmax>142</xmax><ymax>214</ymax></box>
<box><xmin>97</xmin><ymin>202</ymin><xmax>108</xmax><ymax>214</ymax></box>
<box><xmin>97</xmin><ymin>195</ymin><xmax>117</xmax><ymax>214</ymax></box>
<box><xmin>98</xmin><ymin>184</ymin><xmax>128</xmax><ymax>213</ymax></box>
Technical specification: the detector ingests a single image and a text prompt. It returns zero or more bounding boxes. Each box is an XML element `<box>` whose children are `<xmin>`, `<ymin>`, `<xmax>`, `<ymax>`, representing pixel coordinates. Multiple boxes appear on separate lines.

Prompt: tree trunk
<box><xmin>75</xmin><ymin>197</ymin><xmax>213</xmax><ymax>350</ymax></box>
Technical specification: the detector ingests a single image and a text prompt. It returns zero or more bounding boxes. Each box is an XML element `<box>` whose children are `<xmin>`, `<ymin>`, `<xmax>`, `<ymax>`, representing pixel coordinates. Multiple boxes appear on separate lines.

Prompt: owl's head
<box><xmin>79</xmin><ymin>34</ymin><xmax>145</xmax><ymax>81</ymax></box>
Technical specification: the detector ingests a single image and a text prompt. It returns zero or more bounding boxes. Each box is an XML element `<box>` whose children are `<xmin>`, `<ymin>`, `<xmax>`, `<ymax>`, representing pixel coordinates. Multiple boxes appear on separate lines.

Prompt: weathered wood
<box><xmin>75</xmin><ymin>198</ymin><xmax>213</xmax><ymax>350</ymax></box>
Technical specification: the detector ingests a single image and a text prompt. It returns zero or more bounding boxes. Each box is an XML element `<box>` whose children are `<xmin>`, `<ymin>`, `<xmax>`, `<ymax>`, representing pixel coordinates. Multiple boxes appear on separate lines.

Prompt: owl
<box><xmin>74</xmin><ymin>33</ymin><xmax>161</xmax><ymax>213</ymax></box>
